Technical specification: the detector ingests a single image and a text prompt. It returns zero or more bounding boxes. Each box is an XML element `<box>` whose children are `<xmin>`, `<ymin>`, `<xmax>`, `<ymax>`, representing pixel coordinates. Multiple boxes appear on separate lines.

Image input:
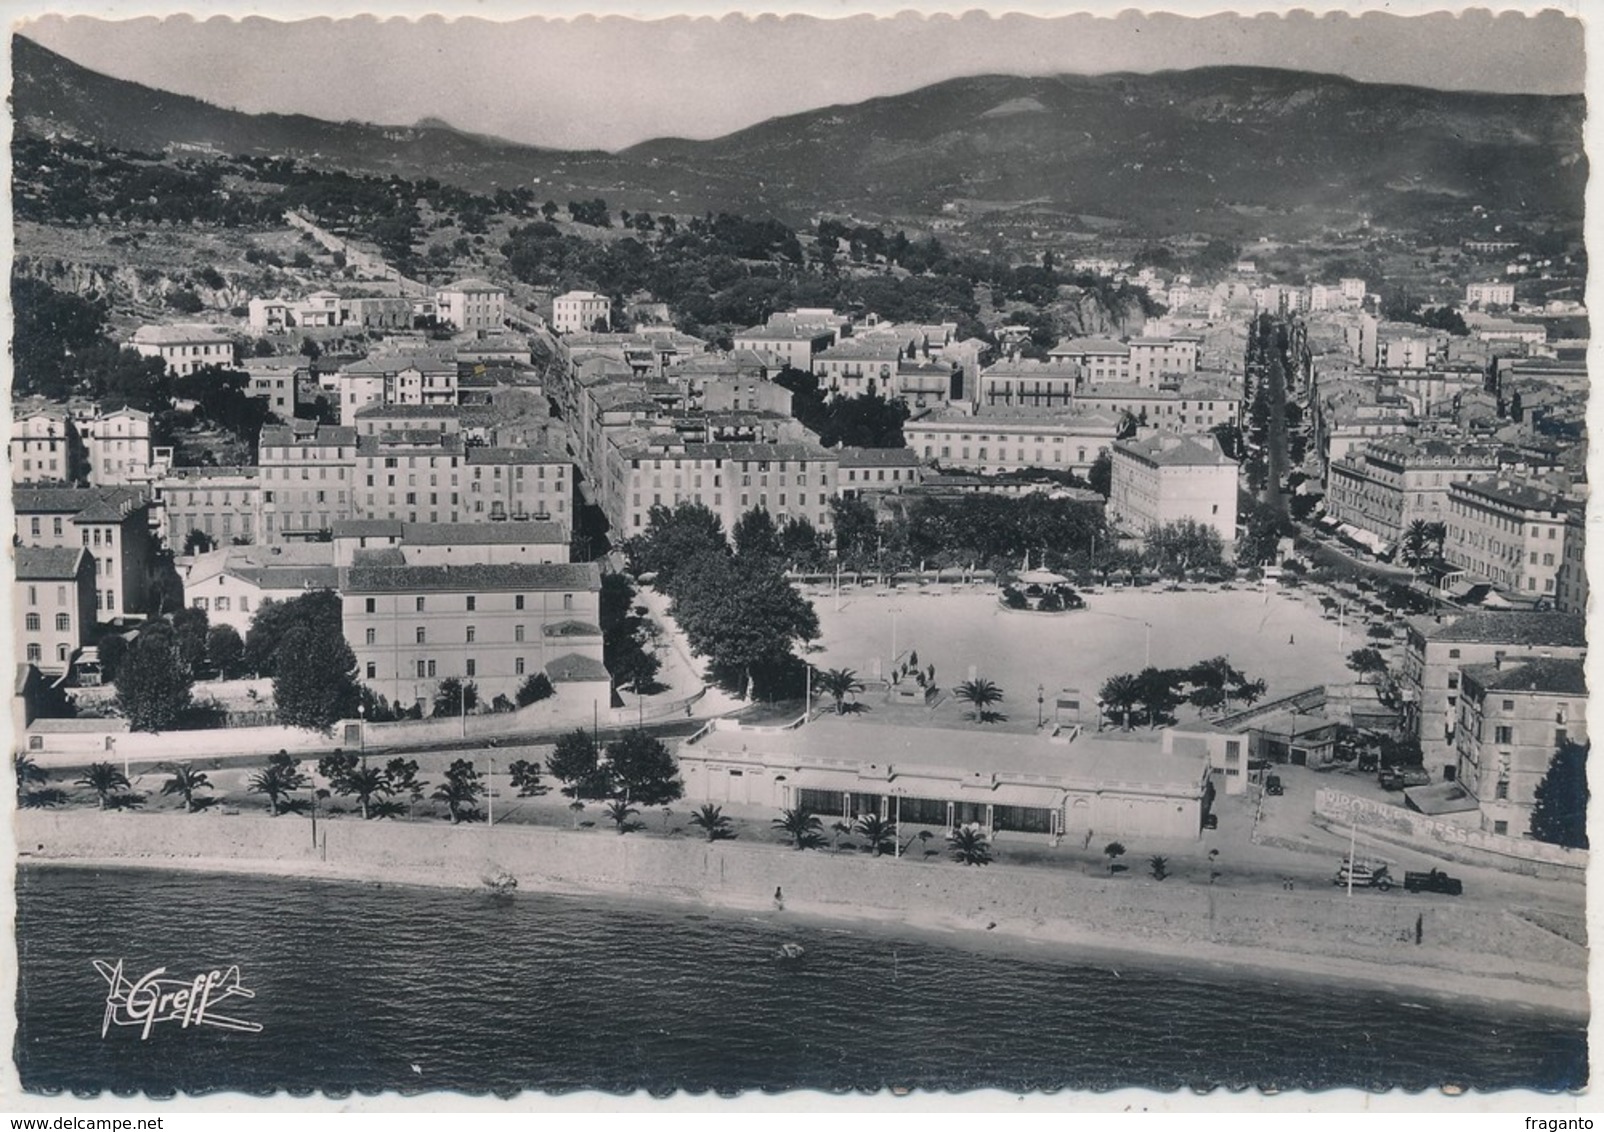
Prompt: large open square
<box><xmin>807</xmin><ymin>584</ymin><xmax>1355</xmax><ymax>725</ymax></box>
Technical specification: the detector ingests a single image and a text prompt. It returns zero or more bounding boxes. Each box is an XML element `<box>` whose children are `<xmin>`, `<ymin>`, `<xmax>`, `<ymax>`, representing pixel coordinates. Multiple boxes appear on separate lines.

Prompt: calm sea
<box><xmin>15</xmin><ymin>865</ymin><xmax>1586</xmax><ymax>1097</ymax></box>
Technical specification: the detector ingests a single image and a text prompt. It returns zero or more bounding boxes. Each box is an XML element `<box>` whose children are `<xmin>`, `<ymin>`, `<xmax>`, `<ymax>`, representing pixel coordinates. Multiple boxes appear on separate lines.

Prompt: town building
<box><xmin>74</xmin><ymin>406</ymin><xmax>159</xmax><ymax>487</ymax></box>
<box><xmin>1072</xmin><ymin>381</ymin><xmax>1242</xmax><ymax>434</ymax></box>
<box><xmin>972</xmin><ymin>360</ymin><xmax>1082</xmax><ymax>409</ymax></box>
<box><xmin>331</xmin><ymin>352</ymin><xmax>459</xmax><ymax>424</ymax></box>
<box><xmin>13</xmin><ymin>486</ymin><xmax>159</xmax><ymax>621</ymax></box>
<box><xmin>243</xmin><ymin>357</ymin><xmax>306</xmax><ymax>418</ymax></box>
<box><xmin>181</xmin><ymin>543</ymin><xmax>339</xmax><ymax>637</ymax></box>
<box><xmin>131</xmin><ymin>324</ymin><xmax>235</xmax><ymax>377</ymax></box>
<box><xmin>678</xmin><ymin>716</ymin><xmax>1216</xmax><ymax>840</ymax></box>
<box><xmin>1046</xmin><ymin>334</ymin><xmax>1200</xmax><ymax>388</ymax></box>
<box><xmin>342</xmin><ymin>560</ymin><xmax>605</xmax><ymax>709</ymax></box>
<box><xmin>1455</xmin><ymin>658</ymin><xmax>1587</xmax><ymax>836</ymax></box>
<box><xmin>609</xmin><ymin>440</ymin><xmax>838</xmax><ymax>537</ymax></box>
<box><xmin>10</xmin><ymin>406</ymin><xmax>81</xmax><ymax>484</ymax></box>
<box><xmin>158</xmin><ymin>466</ymin><xmax>264</xmax><ymax>548</ymax></box>
<box><xmin>1466</xmin><ymin>281</ymin><xmax>1517</xmax><ymax>308</ymax></box>
<box><xmin>731</xmin><ymin>318</ymin><xmax>839</xmax><ymax>373</ymax></box>
<box><xmin>904</xmin><ymin>409</ymin><xmax>1120</xmax><ymax>476</ymax></box>
<box><xmin>1324</xmin><ymin>437</ymin><xmax>1506</xmax><ymax>549</ymax></box>
<box><xmin>551</xmin><ymin>290</ymin><xmax>612</xmax><ymax>334</ymax></box>
<box><xmin>835</xmin><ymin>448</ymin><xmax>928</xmax><ymax>498</ymax></box>
<box><xmin>258</xmin><ymin>421</ymin><xmax>358</xmax><ymax>542</ymax></box>
<box><xmin>351</xmin><ymin>432</ymin><xmax>573</xmax><ymax>529</ymax></box>
<box><xmin>1554</xmin><ymin>508</ymin><xmax>1588</xmax><ymax>617</ymax></box>
<box><xmin>1107</xmin><ymin>434</ymin><xmax>1238</xmax><ymax>543</ymax></box>
<box><xmin>14</xmin><ymin>546</ymin><xmax>96</xmax><ymax>676</ymax></box>
<box><xmin>1444</xmin><ymin>477</ymin><xmax>1573</xmax><ymax>600</ymax></box>
<box><xmin>435</xmin><ymin>279</ymin><xmax>507</xmax><ymax>333</ymax></box>
<box><xmin>331</xmin><ymin>519</ymin><xmax>569</xmax><ymax>567</ymax></box>
<box><xmin>1399</xmin><ymin>611</ymin><xmax>1587</xmax><ymax>773</ymax></box>
<box><xmin>814</xmin><ymin>339</ymin><xmax>906</xmax><ymax>398</ymax></box>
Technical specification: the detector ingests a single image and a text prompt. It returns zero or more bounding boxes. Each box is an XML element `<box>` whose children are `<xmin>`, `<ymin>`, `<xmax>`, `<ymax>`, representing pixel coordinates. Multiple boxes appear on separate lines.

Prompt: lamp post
<box><xmin>357</xmin><ymin>703</ymin><xmax>366</xmax><ymax>768</ymax></box>
<box><xmin>1037</xmin><ymin>683</ymin><xmax>1045</xmax><ymax>729</ymax></box>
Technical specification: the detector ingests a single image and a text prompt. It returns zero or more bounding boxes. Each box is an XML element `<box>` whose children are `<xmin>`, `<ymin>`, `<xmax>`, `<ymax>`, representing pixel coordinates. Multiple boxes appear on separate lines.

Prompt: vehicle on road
<box><xmin>1335</xmin><ymin>859</ymin><xmax>1393</xmax><ymax>890</ymax></box>
<box><xmin>1379</xmin><ymin>767</ymin><xmax>1432</xmax><ymax>791</ymax></box>
<box><xmin>1403</xmin><ymin>869</ymin><xmax>1463</xmax><ymax>896</ymax></box>
<box><xmin>1264</xmin><ymin>774</ymin><xmax>1284</xmax><ymax>796</ymax></box>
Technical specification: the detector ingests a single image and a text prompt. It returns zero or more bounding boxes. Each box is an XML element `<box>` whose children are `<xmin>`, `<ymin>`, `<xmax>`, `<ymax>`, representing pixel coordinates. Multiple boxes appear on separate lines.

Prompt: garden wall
<box><xmin>1314</xmin><ymin>788</ymin><xmax>1586</xmax><ymax>879</ymax></box>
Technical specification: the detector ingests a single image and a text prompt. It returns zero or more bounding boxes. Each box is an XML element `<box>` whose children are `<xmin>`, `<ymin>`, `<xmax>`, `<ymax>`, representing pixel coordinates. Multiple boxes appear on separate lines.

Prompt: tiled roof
<box><xmin>541</xmin><ymin>619</ymin><xmax>603</xmax><ymax>637</ymax></box>
<box><xmin>1114</xmin><ymin>434</ymin><xmax>1235</xmax><ymax>467</ymax></box>
<box><xmin>259</xmin><ymin>423</ymin><xmax>357</xmax><ymax>447</ymax></box>
<box><xmin>1461</xmin><ymin>657</ymin><xmax>1587</xmax><ymax>696</ymax></box>
<box><xmin>834</xmin><ymin>447</ymin><xmax>925</xmax><ymax>467</ymax></box>
<box><xmin>356</xmin><ymin>432</ymin><xmax>463</xmax><ymax>454</ymax></box>
<box><xmin>402</xmin><ymin>521</ymin><xmax>567</xmax><ymax>546</ymax></box>
<box><xmin>331</xmin><ymin>519</ymin><xmax>404</xmax><ymax>539</ymax></box>
<box><xmin>14</xmin><ymin>546</ymin><xmax>88</xmax><ymax>580</ymax></box>
<box><xmin>620</xmin><ymin>441</ymin><xmax>837</xmax><ymax>463</ymax></box>
<box><xmin>343</xmin><ymin>562</ymin><xmax>600</xmax><ymax>594</ymax></box>
<box><xmin>14</xmin><ymin>486</ymin><xmax>147</xmax><ymax>520</ymax></box>
<box><xmin>1453</xmin><ymin>476</ymin><xmax>1571</xmax><ymax>514</ymax></box>
<box><xmin>1408</xmin><ymin>611</ymin><xmax>1587</xmax><ymax>647</ymax></box>
<box><xmin>352</xmin><ymin>403</ymin><xmax>461</xmax><ymax>419</ymax></box>
<box><xmin>131</xmin><ymin>323</ymin><xmax>231</xmax><ymax>345</ymax></box>
<box><xmin>340</xmin><ymin>355</ymin><xmax>456</xmax><ymax>376</ymax></box>
<box><xmin>441</xmin><ymin>278</ymin><xmax>505</xmax><ymax>294</ymax></box>
<box><xmin>464</xmin><ymin>446</ymin><xmax>568</xmax><ymax>466</ymax></box>
<box><xmin>544</xmin><ymin>652</ymin><xmax>612</xmax><ymax>683</ymax></box>
<box><xmin>1050</xmin><ymin>338</ymin><xmax>1129</xmax><ymax>356</ymax></box>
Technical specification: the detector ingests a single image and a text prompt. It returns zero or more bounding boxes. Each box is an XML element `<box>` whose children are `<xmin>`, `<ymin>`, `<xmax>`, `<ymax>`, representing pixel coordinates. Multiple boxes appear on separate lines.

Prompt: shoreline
<box><xmin>22</xmin><ymin>850</ymin><xmax>1588</xmax><ymax>1023</ymax></box>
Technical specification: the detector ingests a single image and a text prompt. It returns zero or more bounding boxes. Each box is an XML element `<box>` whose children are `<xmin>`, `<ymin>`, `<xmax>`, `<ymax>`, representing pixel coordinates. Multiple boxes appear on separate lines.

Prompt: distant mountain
<box><xmin>13</xmin><ymin>35</ymin><xmax>1585</xmax><ymax>230</ymax></box>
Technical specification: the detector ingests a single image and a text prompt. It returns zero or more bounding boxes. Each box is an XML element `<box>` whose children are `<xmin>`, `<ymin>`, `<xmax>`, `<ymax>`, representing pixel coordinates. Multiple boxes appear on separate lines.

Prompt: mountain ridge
<box><xmin>12</xmin><ymin>35</ymin><xmax>1585</xmax><ymax>229</ymax></box>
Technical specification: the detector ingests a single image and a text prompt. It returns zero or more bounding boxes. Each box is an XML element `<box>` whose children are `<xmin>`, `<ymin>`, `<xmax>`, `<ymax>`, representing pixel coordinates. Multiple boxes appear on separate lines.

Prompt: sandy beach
<box><xmin>19</xmin><ymin>810</ymin><xmax>1587</xmax><ymax>1022</ymax></box>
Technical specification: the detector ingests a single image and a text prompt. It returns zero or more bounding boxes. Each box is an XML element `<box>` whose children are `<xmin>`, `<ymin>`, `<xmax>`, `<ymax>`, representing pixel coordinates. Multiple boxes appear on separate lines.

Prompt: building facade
<box><xmin>552</xmin><ymin>291</ymin><xmax>611</xmax><ymax>334</ymax></box>
<box><xmin>1108</xmin><ymin>434</ymin><xmax>1238</xmax><ymax>542</ymax></box>
<box><xmin>1324</xmin><ymin>438</ymin><xmax>1505</xmax><ymax>547</ymax></box>
<box><xmin>131</xmin><ymin>324</ymin><xmax>235</xmax><ymax>376</ymax></box>
<box><xmin>258</xmin><ymin>422</ymin><xmax>359</xmax><ymax>542</ymax></box>
<box><xmin>1444</xmin><ymin>477</ymin><xmax>1572</xmax><ymax>599</ymax></box>
<box><xmin>13</xmin><ymin>487</ymin><xmax>158</xmax><ymax>621</ymax></box>
<box><xmin>15</xmin><ymin>546</ymin><xmax>96</xmax><ymax>676</ymax></box>
<box><xmin>435</xmin><ymin>279</ymin><xmax>507</xmax><ymax>333</ymax></box>
<box><xmin>612</xmin><ymin>441</ymin><xmax>838</xmax><ymax>537</ymax></box>
<box><xmin>904</xmin><ymin>410</ymin><xmax>1120</xmax><ymax>476</ymax></box>
<box><xmin>1455</xmin><ymin>658</ymin><xmax>1587</xmax><ymax>836</ymax></box>
<box><xmin>159</xmin><ymin>466</ymin><xmax>264</xmax><ymax>548</ymax></box>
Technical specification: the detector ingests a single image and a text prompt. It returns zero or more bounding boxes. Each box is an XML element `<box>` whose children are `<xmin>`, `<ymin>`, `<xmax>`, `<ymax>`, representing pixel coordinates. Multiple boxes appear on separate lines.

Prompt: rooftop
<box><xmin>14</xmin><ymin>546</ymin><xmax>88</xmax><ymax>580</ymax></box>
<box><xmin>1407</xmin><ymin>610</ymin><xmax>1587</xmax><ymax>648</ymax></box>
<box><xmin>402</xmin><ymin>520</ymin><xmax>567</xmax><ymax>546</ymax></box>
<box><xmin>352</xmin><ymin>403</ymin><xmax>462</xmax><ymax>420</ymax></box>
<box><xmin>343</xmin><ymin>561</ymin><xmax>600</xmax><ymax>594</ymax></box>
<box><xmin>1049</xmin><ymin>338</ymin><xmax>1129</xmax><ymax>356</ymax></box>
<box><xmin>1460</xmin><ymin>657</ymin><xmax>1588</xmax><ymax>697</ymax></box>
<box><xmin>1114</xmin><ymin>434</ymin><xmax>1235</xmax><ymax>467</ymax></box>
<box><xmin>463</xmin><ymin>446</ymin><xmax>568</xmax><ymax>466</ymax></box>
<box><xmin>14</xmin><ymin>486</ymin><xmax>147</xmax><ymax>520</ymax></box>
<box><xmin>545</xmin><ymin>652</ymin><xmax>612</xmax><ymax>683</ymax></box>
<box><xmin>835</xmin><ymin>447</ymin><xmax>926</xmax><ymax>468</ymax></box>
<box><xmin>331</xmin><ymin>519</ymin><xmax>405</xmax><ymax>539</ymax></box>
<box><xmin>440</xmin><ymin>278</ymin><xmax>506</xmax><ymax>294</ymax></box>
<box><xmin>1454</xmin><ymin>476</ymin><xmax>1571</xmax><ymax>513</ymax></box>
<box><xmin>131</xmin><ymin>323</ymin><xmax>232</xmax><ymax>345</ymax></box>
<box><xmin>259</xmin><ymin>423</ymin><xmax>357</xmax><ymax>447</ymax></box>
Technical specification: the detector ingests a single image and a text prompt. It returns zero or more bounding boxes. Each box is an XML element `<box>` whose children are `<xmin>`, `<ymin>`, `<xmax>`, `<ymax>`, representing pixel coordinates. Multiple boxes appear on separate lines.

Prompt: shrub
<box><xmin>517</xmin><ymin>673</ymin><xmax>556</xmax><ymax>707</ymax></box>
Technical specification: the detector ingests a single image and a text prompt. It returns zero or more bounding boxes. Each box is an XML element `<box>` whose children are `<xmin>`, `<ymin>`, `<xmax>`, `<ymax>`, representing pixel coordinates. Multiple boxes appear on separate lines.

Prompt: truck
<box><xmin>1403</xmin><ymin>869</ymin><xmax>1463</xmax><ymax>896</ymax></box>
<box><xmin>1334</xmin><ymin>859</ymin><xmax>1393</xmax><ymax>890</ymax></box>
<box><xmin>1379</xmin><ymin>767</ymin><xmax>1432</xmax><ymax>791</ymax></box>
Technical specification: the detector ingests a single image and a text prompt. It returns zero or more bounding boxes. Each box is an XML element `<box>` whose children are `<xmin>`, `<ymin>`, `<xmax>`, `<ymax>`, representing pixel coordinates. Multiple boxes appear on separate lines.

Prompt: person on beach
<box><xmin>774</xmin><ymin>886</ymin><xmax>784</xmax><ymax>911</ymax></box>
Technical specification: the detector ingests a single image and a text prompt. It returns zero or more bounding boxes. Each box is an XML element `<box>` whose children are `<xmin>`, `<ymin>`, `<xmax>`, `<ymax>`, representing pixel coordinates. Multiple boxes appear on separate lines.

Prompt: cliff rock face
<box><xmin>1055</xmin><ymin>288</ymin><xmax>1148</xmax><ymax>339</ymax></box>
<box><xmin>14</xmin><ymin>255</ymin><xmax>249</xmax><ymax>314</ymax></box>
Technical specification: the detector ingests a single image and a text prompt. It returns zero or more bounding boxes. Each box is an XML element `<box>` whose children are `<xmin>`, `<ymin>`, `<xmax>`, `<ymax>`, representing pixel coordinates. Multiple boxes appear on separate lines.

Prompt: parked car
<box><xmin>1264</xmin><ymin>774</ymin><xmax>1284</xmax><ymax>796</ymax></box>
<box><xmin>1403</xmin><ymin>869</ymin><xmax>1463</xmax><ymax>896</ymax></box>
<box><xmin>1335</xmin><ymin>859</ymin><xmax>1393</xmax><ymax>890</ymax></box>
<box><xmin>1379</xmin><ymin>767</ymin><xmax>1432</xmax><ymax>791</ymax></box>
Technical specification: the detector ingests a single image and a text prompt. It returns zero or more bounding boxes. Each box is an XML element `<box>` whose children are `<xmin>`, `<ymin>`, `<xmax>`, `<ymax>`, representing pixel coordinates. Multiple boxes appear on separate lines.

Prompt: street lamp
<box><xmin>1037</xmin><ymin>683</ymin><xmax>1045</xmax><ymax>729</ymax></box>
<box><xmin>357</xmin><ymin>703</ymin><xmax>366</xmax><ymax>767</ymax></box>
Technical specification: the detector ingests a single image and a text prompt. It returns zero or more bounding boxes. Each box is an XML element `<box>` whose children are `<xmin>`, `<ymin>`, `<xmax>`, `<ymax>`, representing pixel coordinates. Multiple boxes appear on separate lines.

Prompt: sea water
<box><xmin>15</xmin><ymin>865</ymin><xmax>1586</xmax><ymax>1096</ymax></box>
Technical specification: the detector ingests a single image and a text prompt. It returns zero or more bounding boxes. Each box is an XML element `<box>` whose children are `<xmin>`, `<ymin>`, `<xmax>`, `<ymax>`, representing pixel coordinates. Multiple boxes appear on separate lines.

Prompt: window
<box><xmin>1493</xmin><ymin>820</ymin><xmax>1509</xmax><ymax>835</ymax></box>
<box><xmin>24</xmin><ymin>614</ymin><xmax>40</xmax><ymax>632</ymax></box>
<box><xmin>417</xmin><ymin>660</ymin><xmax>428</xmax><ymax>678</ymax></box>
<box><xmin>514</xmin><ymin>625</ymin><xmax>525</xmax><ymax>643</ymax></box>
<box><xmin>465</xmin><ymin>659</ymin><xmax>477</xmax><ymax>678</ymax></box>
<box><xmin>366</xmin><ymin>598</ymin><xmax>376</xmax><ymax>614</ymax></box>
<box><xmin>416</xmin><ymin>597</ymin><xmax>426</xmax><ymax>612</ymax></box>
<box><xmin>515</xmin><ymin>657</ymin><xmax>526</xmax><ymax>675</ymax></box>
<box><xmin>466</xmin><ymin>626</ymin><xmax>476</xmax><ymax>643</ymax></box>
<box><xmin>215</xmin><ymin>597</ymin><xmax>230</xmax><ymax>612</ymax></box>
<box><xmin>415</xmin><ymin>627</ymin><xmax>427</xmax><ymax>644</ymax></box>
<box><xmin>54</xmin><ymin>613</ymin><xmax>69</xmax><ymax>632</ymax></box>
<box><xmin>1494</xmin><ymin>725</ymin><xmax>1513</xmax><ymax>744</ymax></box>
<box><xmin>366</xmin><ymin>628</ymin><xmax>376</xmax><ymax>645</ymax></box>
<box><xmin>515</xmin><ymin>595</ymin><xmax>525</xmax><ymax>611</ymax></box>
<box><xmin>466</xmin><ymin>596</ymin><xmax>476</xmax><ymax>612</ymax></box>
<box><xmin>563</xmin><ymin>594</ymin><xmax>574</xmax><ymax>611</ymax></box>
<box><xmin>1502</xmin><ymin>699</ymin><xmax>1515</xmax><ymax>711</ymax></box>
<box><xmin>26</xmin><ymin>644</ymin><xmax>41</xmax><ymax>663</ymax></box>
<box><xmin>193</xmin><ymin>597</ymin><xmax>209</xmax><ymax>611</ymax></box>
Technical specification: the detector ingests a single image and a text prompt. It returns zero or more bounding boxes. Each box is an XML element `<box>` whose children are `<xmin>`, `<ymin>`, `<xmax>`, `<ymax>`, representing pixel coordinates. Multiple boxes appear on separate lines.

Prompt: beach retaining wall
<box><xmin>15</xmin><ymin>811</ymin><xmax>1586</xmax><ymax>989</ymax></box>
<box><xmin>1315</xmin><ymin>789</ymin><xmax>1587</xmax><ymax>878</ymax></box>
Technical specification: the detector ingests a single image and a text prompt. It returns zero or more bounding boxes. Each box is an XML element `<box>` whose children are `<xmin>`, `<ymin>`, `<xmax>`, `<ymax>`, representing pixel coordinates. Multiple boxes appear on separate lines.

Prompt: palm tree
<box><xmin>1424</xmin><ymin>521</ymin><xmax>1448</xmax><ymax>561</ymax></box>
<box><xmin>947</xmin><ymin>824</ymin><xmax>992</xmax><ymax>866</ymax></box>
<box><xmin>76</xmin><ymin>762</ymin><xmax>130</xmax><ymax>810</ymax></box>
<box><xmin>345</xmin><ymin>763</ymin><xmax>393</xmax><ymax>820</ymax></box>
<box><xmin>1149</xmin><ymin>855</ymin><xmax>1170</xmax><ymax>881</ymax></box>
<box><xmin>853</xmin><ymin>812</ymin><xmax>897</xmax><ymax>856</ymax></box>
<box><xmin>247</xmin><ymin>754</ymin><xmax>309</xmax><ymax>817</ymax></box>
<box><xmin>1401</xmin><ymin>519</ymin><xmax>1431</xmax><ymax>568</ymax></box>
<box><xmin>159</xmin><ymin>763</ymin><xmax>213</xmax><ymax>813</ymax></box>
<box><xmin>689</xmin><ymin>803</ymin><xmax>736</xmax><ymax>842</ymax></box>
<box><xmin>15</xmin><ymin>753</ymin><xmax>47</xmax><ymax>793</ymax></box>
<box><xmin>772</xmin><ymin>806</ymin><xmax>824</xmax><ymax>850</ymax></box>
<box><xmin>604</xmin><ymin>797</ymin><xmax>639</xmax><ymax>833</ymax></box>
<box><xmin>952</xmin><ymin>677</ymin><xmax>1005</xmax><ymax>723</ymax></box>
<box><xmin>816</xmin><ymin>667</ymin><xmax>865</xmax><ymax>715</ymax></box>
<box><xmin>431</xmin><ymin>760</ymin><xmax>483</xmax><ymax>824</ymax></box>
<box><xmin>1099</xmin><ymin>674</ymin><xmax>1141</xmax><ymax>730</ymax></box>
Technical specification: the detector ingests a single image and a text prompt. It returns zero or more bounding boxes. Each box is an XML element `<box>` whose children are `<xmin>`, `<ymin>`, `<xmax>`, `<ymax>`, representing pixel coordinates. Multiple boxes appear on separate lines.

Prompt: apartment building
<box><xmin>612</xmin><ymin>441</ymin><xmax>838</xmax><ymax>536</ymax></box>
<box><xmin>731</xmin><ymin>319</ymin><xmax>838</xmax><ymax>373</ymax></box>
<box><xmin>258</xmin><ymin>422</ymin><xmax>358</xmax><ymax>543</ymax></box>
<box><xmin>1466</xmin><ymin>281</ymin><xmax>1517</xmax><ymax>307</ymax></box>
<box><xmin>552</xmin><ymin>290</ymin><xmax>611</xmax><ymax>334</ymax></box>
<box><xmin>343</xmin><ymin>561</ymin><xmax>605</xmax><ymax>708</ymax></box>
<box><xmin>332</xmin><ymin>353</ymin><xmax>459</xmax><ymax>424</ymax></box>
<box><xmin>77</xmin><ymin>407</ymin><xmax>158</xmax><ymax>486</ymax></box>
<box><xmin>14</xmin><ymin>546</ymin><xmax>97</xmax><ymax>676</ymax></box>
<box><xmin>159</xmin><ymin>466</ymin><xmax>264</xmax><ymax>548</ymax></box>
<box><xmin>350</xmin><ymin>403</ymin><xmax>464</xmax><ymax>438</ymax></box>
<box><xmin>1554</xmin><ymin>508</ymin><xmax>1588</xmax><ymax>616</ymax></box>
<box><xmin>972</xmin><ymin>360</ymin><xmax>1082</xmax><ymax>409</ymax></box>
<box><xmin>1455</xmin><ymin>658</ymin><xmax>1587</xmax><ymax>836</ymax></box>
<box><xmin>243</xmin><ymin>358</ymin><xmax>306</xmax><ymax>418</ymax></box>
<box><xmin>13</xmin><ymin>486</ymin><xmax>158</xmax><ymax>621</ymax></box>
<box><xmin>814</xmin><ymin>339</ymin><xmax>905</xmax><ymax>398</ymax></box>
<box><xmin>1400</xmin><ymin>611</ymin><xmax>1587</xmax><ymax>773</ymax></box>
<box><xmin>1047</xmin><ymin>334</ymin><xmax>1200</xmax><ymax>388</ymax></box>
<box><xmin>332</xmin><ymin>520</ymin><xmax>569</xmax><ymax>567</ymax></box>
<box><xmin>1324</xmin><ymin>438</ymin><xmax>1505</xmax><ymax>547</ymax></box>
<box><xmin>1445</xmin><ymin>477</ymin><xmax>1572</xmax><ymax>599</ymax></box>
<box><xmin>181</xmin><ymin>543</ymin><xmax>340</xmax><ymax>637</ymax></box>
<box><xmin>351</xmin><ymin>432</ymin><xmax>573</xmax><ymax>529</ymax></box>
<box><xmin>1108</xmin><ymin>434</ymin><xmax>1238</xmax><ymax>543</ymax></box>
<box><xmin>1073</xmin><ymin>381</ymin><xmax>1242</xmax><ymax>434</ymax></box>
<box><xmin>1048</xmin><ymin>339</ymin><xmax>1131</xmax><ymax>383</ymax></box>
<box><xmin>131</xmin><ymin>324</ymin><xmax>235</xmax><ymax>377</ymax></box>
<box><xmin>11</xmin><ymin>407</ymin><xmax>81</xmax><ymax>484</ymax></box>
<box><xmin>904</xmin><ymin>409</ymin><xmax>1119</xmax><ymax>477</ymax></box>
<box><xmin>435</xmin><ymin>279</ymin><xmax>507</xmax><ymax>333</ymax></box>
<box><xmin>836</xmin><ymin>448</ymin><xmax>928</xmax><ymax>498</ymax></box>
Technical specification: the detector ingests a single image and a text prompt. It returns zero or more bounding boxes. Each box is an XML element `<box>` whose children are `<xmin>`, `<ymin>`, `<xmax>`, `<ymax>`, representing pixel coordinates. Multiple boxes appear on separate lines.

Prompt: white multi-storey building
<box><xmin>1108</xmin><ymin>434</ymin><xmax>1238</xmax><ymax>543</ymax></box>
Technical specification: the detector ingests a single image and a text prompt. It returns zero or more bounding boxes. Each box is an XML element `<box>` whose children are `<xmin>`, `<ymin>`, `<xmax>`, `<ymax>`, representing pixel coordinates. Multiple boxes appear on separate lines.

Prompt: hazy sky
<box><xmin>18</xmin><ymin>6</ymin><xmax>1587</xmax><ymax>152</ymax></box>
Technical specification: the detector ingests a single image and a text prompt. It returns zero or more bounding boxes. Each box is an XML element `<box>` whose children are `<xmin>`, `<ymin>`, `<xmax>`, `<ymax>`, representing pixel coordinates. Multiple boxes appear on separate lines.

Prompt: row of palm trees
<box><xmin>1399</xmin><ymin>520</ymin><xmax>1448</xmax><ymax>570</ymax></box>
<box><xmin>770</xmin><ymin>806</ymin><xmax>992</xmax><ymax>865</ymax></box>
